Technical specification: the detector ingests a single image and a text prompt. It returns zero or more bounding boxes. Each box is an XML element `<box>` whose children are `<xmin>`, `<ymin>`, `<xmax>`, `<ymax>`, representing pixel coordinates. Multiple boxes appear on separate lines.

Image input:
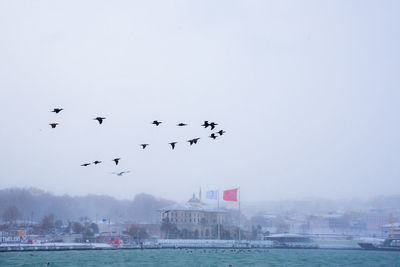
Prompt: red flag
<box><xmin>223</xmin><ymin>188</ymin><xmax>238</xmax><ymax>201</ymax></box>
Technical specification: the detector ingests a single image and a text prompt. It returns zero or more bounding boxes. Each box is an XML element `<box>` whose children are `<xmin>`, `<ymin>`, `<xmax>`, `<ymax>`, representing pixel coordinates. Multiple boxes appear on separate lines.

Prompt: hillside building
<box><xmin>159</xmin><ymin>191</ymin><xmax>227</xmax><ymax>239</ymax></box>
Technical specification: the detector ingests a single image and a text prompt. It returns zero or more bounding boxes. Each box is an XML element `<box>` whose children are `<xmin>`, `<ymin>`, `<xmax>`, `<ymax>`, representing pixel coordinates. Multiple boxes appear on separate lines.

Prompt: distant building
<box><xmin>308</xmin><ymin>214</ymin><xmax>352</xmax><ymax>234</ymax></box>
<box><xmin>326</xmin><ymin>214</ymin><xmax>350</xmax><ymax>231</ymax></box>
<box><xmin>381</xmin><ymin>222</ymin><xmax>400</xmax><ymax>238</ymax></box>
<box><xmin>364</xmin><ymin>210</ymin><xmax>391</xmax><ymax>233</ymax></box>
<box><xmin>159</xmin><ymin>191</ymin><xmax>227</xmax><ymax>239</ymax></box>
<box><xmin>98</xmin><ymin>221</ymin><xmax>125</xmax><ymax>234</ymax></box>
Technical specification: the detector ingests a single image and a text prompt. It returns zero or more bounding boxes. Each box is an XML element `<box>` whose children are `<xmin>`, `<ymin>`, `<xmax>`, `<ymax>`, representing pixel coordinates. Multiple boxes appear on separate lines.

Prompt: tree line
<box><xmin>0</xmin><ymin>187</ymin><xmax>173</xmax><ymax>223</ymax></box>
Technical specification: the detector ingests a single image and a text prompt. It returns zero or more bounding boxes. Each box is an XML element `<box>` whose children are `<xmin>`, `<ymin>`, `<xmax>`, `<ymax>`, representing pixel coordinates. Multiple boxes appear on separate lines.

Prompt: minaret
<box><xmin>199</xmin><ymin>187</ymin><xmax>202</xmax><ymax>202</ymax></box>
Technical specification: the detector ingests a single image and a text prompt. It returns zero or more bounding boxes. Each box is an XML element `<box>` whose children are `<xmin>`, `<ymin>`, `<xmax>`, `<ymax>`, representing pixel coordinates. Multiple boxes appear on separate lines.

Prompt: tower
<box><xmin>199</xmin><ymin>187</ymin><xmax>202</xmax><ymax>202</ymax></box>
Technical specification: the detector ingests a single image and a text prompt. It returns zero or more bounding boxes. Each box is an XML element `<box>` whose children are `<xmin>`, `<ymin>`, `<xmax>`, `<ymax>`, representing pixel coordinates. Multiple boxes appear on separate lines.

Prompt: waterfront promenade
<box><xmin>0</xmin><ymin>238</ymin><xmax>364</xmax><ymax>252</ymax></box>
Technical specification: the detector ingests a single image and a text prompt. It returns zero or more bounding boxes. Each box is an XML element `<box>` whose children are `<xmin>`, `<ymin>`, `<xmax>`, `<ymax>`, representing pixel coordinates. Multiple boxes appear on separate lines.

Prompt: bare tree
<box><xmin>72</xmin><ymin>222</ymin><xmax>84</xmax><ymax>234</ymax></box>
<box><xmin>83</xmin><ymin>222</ymin><xmax>99</xmax><ymax>238</ymax></box>
<box><xmin>40</xmin><ymin>214</ymin><xmax>55</xmax><ymax>232</ymax></box>
<box><xmin>55</xmin><ymin>219</ymin><xmax>63</xmax><ymax>229</ymax></box>
<box><xmin>2</xmin><ymin>205</ymin><xmax>22</xmax><ymax>224</ymax></box>
<box><xmin>126</xmin><ymin>224</ymin><xmax>148</xmax><ymax>240</ymax></box>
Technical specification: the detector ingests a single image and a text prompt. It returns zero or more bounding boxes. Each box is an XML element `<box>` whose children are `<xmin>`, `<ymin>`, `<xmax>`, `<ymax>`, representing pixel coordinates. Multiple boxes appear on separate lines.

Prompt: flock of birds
<box><xmin>49</xmin><ymin>108</ymin><xmax>226</xmax><ymax>175</ymax></box>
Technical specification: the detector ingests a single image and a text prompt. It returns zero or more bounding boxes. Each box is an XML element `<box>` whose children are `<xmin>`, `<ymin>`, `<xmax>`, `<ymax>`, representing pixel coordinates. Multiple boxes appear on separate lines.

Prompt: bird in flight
<box><xmin>140</xmin><ymin>144</ymin><xmax>149</xmax><ymax>149</ymax></box>
<box><xmin>112</xmin><ymin>171</ymin><xmax>130</xmax><ymax>176</ymax></box>
<box><xmin>49</xmin><ymin>123</ymin><xmax>59</xmax><ymax>128</ymax></box>
<box><xmin>209</xmin><ymin>133</ymin><xmax>218</xmax><ymax>140</ymax></box>
<box><xmin>169</xmin><ymin>142</ymin><xmax>177</xmax><ymax>150</ymax></box>
<box><xmin>209</xmin><ymin>122</ymin><xmax>218</xmax><ymax>130</ymax></box>
<box><xmin>81</xmin><ymin>163</ymin><xmax>91</xmax><ymax>167</ymax></box>
<box><xmin>51</xmin><ymin>108</ymin><xmax>63</xmax><ymax>114</ymax></box>
<box><xmin>113</xmin><ymin>158</ymin><xmax>121</xmax><ymax>165</ymax></box>
<box><xmin>217</xmin><ymin>130</ymin><xmax>226</xmax><ymax>136</ymax></box>
<box><xmin>201</xmin><ymin>121</ymin><xmax>210</xmax><ymax>128</ymax></box>
<box><xmin>152</xmin><ymin>120</ymin><xmax>162</xmax><ymax>126</ymax></box>
<box><xmin>177</xmin><ymin>123</ymin><xmax>187</xmax><ymax>126</ymax></box>
<box><xmin>94</xmin><ymin>117</ymin><xmax>106</xmax><ymax>124</ymax></box>
<box><xmin>188</xmin><ymin>138</ymin><xmax>200</xmax><ymax>145</ymax></box>
<box><xmin>93</xmin><ymin>161</ymin><xmax>102</xmax><ymax>165</ymax></box>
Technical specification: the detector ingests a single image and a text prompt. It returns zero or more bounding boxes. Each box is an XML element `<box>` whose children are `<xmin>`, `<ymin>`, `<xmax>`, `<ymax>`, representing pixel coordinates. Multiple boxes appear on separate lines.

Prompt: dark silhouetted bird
<box><xmin>49</xmin><ymin>123</ymin><xmax>58</xmax><ymax>128</ymax></box>
<box><xmin>81</xmin><ymin>163</ymin><xmax>91</xmax><ymax>166</ymax></box>
<box><xmin>93</xmin><ymin>161</ymin><xmax>102</xmax><ymax>165</ymax></box>
<box><xmin>188</xmin><ymin>138</ymin><xmax>200</xmax><ymax>145</ymax></box>
<box><xmin>51</xmin><ymin>108</ymin><xmax>63</xmax><ymax>113</ymax></box>
<box><xmin>152</xmin><ymin>120</ymin><xmax>162</xmax><ymax>126</ymax></box>
<box><xmin>94</xmin><ymin>117</ymin><xmax>106</xmax><ymax>124</ymax></box>
<box><xmin>140</xmin><ymin>144</ymin><xmax>149</xmax><ymax>149</ymax></box>
<box><xmin>113</xmin><ymin>158</ymin><xmax>121</xmax><ymax>165</ymax></box>
<box><xmin>209</xmin><ymin>133</ymin><xmax>218</xmax><ymax>139</ymax></box>
<box><xmin>201</xmin><ymin>121</ymin><xmax>210</xmax><ymax>128</ymax></box>
<box><xmin>169</xmin><ymin>142</ymin><xmax>177</xmax><ymax>149</ymax></box>
<box><xmin>209</xmin><ymin>122</ymin><xmax>218</xmax><ymax>130</ymax></box>
<box><xmin>177</xmin><ymin>123</ymin><xmax>187</xmax><ymax>126</ymax></box>
<box><xmin>217</xmin><ymin>130</ymin><xmax>226</xmax><ymax>135</ymax></box>
<box><xmin>112</xmin><ymin>171</ymin><xmax>130</xmax><ymax>176</ymax></box>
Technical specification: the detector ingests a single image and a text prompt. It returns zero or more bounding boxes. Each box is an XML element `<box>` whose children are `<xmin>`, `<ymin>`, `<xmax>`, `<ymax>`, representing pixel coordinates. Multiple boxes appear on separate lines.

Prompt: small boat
<box><xmin>358</xmin><ymin>238</ymin><xmax>400</xmax><ymax>251</ymax></box>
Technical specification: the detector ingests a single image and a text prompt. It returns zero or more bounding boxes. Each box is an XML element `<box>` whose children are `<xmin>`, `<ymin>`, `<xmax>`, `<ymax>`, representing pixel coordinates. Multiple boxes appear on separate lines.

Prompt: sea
<box><xmin>1</xmin><ymin>249</ymin><xmax>400</xmax><ymax>267</ymax></box>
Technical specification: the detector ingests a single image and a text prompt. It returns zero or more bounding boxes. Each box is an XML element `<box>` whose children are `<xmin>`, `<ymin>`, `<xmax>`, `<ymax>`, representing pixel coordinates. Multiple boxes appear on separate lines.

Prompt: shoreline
<box><xmin>0</xmin><ymin>244</ymin><xmax>369</xmax><ymax>253</ymax></box>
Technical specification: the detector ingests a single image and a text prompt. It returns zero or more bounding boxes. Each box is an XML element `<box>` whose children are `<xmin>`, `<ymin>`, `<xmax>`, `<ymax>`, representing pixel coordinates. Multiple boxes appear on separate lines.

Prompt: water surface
<box><xmin>1</xmin><ymin>249</ymin><xmax>400</xmax><ymax>267</ymax></box>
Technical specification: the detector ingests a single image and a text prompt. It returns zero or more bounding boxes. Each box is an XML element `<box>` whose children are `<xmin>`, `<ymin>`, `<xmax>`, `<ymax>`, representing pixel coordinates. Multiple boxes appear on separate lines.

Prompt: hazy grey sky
<box><xmin>0</xmin><ymin>0</ymin><xmax>399</xmax><ymax>202</ymax></box>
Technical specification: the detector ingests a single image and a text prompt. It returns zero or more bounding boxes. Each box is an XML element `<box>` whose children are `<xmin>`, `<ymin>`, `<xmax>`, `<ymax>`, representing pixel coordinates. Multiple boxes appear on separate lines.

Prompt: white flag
<box><xmin>206</xmin><ymin>190</ymin><xmax>219</xmax><ymax>200</ymax></box>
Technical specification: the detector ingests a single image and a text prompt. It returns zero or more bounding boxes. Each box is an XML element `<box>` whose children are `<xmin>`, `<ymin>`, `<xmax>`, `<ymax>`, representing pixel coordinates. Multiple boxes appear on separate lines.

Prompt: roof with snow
<box><xmin>159</xmin><ymin>202</ymin><xmax>223</xmax><ymax>213</ymax></box>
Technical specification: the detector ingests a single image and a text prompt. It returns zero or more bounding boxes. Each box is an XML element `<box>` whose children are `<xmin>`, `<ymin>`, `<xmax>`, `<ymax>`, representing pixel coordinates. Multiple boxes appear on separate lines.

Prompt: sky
<box><xmin>0</xmin><ymin>0</ymin><xmax>399</xmax><ymax>203</ymax></box>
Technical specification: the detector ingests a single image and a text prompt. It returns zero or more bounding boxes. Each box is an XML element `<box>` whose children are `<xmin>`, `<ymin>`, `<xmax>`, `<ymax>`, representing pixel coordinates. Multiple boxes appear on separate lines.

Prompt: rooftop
<box><xmin>159</xmin><ymin>203</ymin><xmax>222</xmax><ymax>213</ymax></box>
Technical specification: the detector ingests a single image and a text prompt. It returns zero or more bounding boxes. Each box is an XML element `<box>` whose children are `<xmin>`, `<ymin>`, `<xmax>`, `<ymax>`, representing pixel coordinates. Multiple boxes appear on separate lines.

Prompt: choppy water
<box><xmin>1</xmin><ymin>249</ymin><xmax>400</xmax><ymax>267</ymax></box>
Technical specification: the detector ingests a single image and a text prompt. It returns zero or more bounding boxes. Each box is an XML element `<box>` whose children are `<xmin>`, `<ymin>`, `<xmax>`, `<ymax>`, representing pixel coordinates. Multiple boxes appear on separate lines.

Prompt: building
<box><xmin>381</xmin><ymin>223</ymin><xmax>400</xmax><ymax>238</ymax></box>
<box><xmin>364</xmin><ymin>210</ymin><xmax>391</xmax><ymax>233</ymax></box>
<box><xmin>159</xmin><ymin>192</ymin><xmax>227</xmax><ymax>239</ymax></box>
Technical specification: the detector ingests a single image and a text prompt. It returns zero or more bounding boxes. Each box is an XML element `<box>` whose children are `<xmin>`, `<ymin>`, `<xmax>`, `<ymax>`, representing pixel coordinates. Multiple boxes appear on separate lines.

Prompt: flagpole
<box><xmin>217</xmin><ymin>189</ymin><xmax>220</xmax><ymax>240</ymax></box>
<box><xmin>238</xmin><ymin>187</ymin><xmax>241</xmax><ymax>243</ymax></box>
<box><xmin>108</xmin><ymin>218</ymin><xmax>111</xmax><ymax>243</ymax></box>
